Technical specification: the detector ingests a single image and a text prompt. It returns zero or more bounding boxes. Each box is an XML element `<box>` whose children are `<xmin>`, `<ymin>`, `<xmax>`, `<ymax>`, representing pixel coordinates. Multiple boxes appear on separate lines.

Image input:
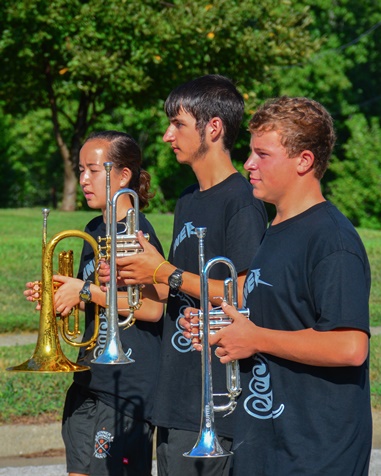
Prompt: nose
<box><xmin>79</xmin><ymin>169</ymin><xmax>89</xmax><ymax>186</ymax></box>
<box><xmin>163</xmin><ymin>125</ymin><xmax>174</xmax><ymax>143</ymax></box>
<box><xmin>244</xmin><ymin>153</ymin><xmax>258</xmax><ymax>171</ymax></box>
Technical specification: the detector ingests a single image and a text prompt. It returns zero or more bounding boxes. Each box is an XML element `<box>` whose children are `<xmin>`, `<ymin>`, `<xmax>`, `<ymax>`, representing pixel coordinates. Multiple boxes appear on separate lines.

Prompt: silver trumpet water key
<box><xmin>183</xmin><ymin>227</ymin><xmax>250</xmax><ymax>458</ymax></box>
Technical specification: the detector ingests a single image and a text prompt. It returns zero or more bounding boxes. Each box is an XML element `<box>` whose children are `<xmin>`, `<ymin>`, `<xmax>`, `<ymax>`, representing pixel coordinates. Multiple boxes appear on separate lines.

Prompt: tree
<box><xmin>0</xmin><ymin>0</ymin><xmax>320</xmax><ymax>210</ymax></box>
<box><xmin>276</xmin><ymin>0</ymin><xmax>381</xmax><ymax>119</ymax></box>
<box><xmin>0</xmin><ymin>107</ymin><xmax>14</xmax><ymax>207</ymax></box>
<box><xmin>274</xmin><ymin>0</ymin><xmax>381</xmax><ymax>227</ymax></box>
<box><xmin>327</xmin><ymin>114</ymin><xmax>381</xmax><ymax>229</ymax></box>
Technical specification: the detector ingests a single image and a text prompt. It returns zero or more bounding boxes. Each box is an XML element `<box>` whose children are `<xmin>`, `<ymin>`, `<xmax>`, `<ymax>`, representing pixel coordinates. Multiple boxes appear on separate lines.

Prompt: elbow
<box><xmin>347</xmin><ymin>347</ymin><xmax>368</xmax><ymax>367</ymax></box>
<box><xmin>151</xmin><ymin>312</ymin><xmax>163</xmax><ymax>323</ymax></box>
<box><xmin>343</xmin><ymin>333</ymin><xmax>369</xmax><ymax>367</ymax></box>
<box><xmin>344</xmin><ymin>352</ymin><xmax>367</xmax><ymax>367</ymax></box>
<box><xmin>151</xmin><ymin>304</ymin><xmax>165</xmax><ymax>322</ymax></box>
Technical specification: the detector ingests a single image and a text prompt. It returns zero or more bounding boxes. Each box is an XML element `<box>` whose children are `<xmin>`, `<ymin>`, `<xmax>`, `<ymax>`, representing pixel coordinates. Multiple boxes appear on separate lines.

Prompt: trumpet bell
<box><xmin>7</xmin><ymin>335</ymin><xmax>89</xmax><ymax>373</ymax></box>
<box><xmin>91</xmin><ymin>328</ymin><xmax>134</xmax><ymax>365</ymax></box>
<box><xmin>183</xmin><ymin>428</ymin><xmax>232</xmax><ymax>458</ymax></box>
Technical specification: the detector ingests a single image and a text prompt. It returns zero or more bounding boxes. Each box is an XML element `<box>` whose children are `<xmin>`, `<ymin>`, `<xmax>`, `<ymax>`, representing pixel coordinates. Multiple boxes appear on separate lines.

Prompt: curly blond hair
<box><xmin>249</xmin><ymin>96</ymin><xmax>336</xmax><ymax>180</ymax></box>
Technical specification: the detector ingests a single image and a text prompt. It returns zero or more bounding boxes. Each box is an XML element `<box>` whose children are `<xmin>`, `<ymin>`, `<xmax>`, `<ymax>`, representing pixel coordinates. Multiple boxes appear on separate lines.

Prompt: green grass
<box><xmin>0</xmin><ymin>208</ymin><xmax>173</xmax><ymax>332</ymax></box>
<box><xmin>371</xmin><ymin>335</ymin><xmax>381</xmax><ymax>409</ymax></box>
<box><xmin>358</xmin><ymin>229</ymin><xmax>381</xmax><ymax>326</ymax></box>
<box><xmin>0</xmin><ymin>343</ymin><xmax>77</xmax><ymax>422</ymax></box>
<box><xmin>0</xmin><ymin>208</ymin><xmax>380</xmax><ymax>423</ymax></box>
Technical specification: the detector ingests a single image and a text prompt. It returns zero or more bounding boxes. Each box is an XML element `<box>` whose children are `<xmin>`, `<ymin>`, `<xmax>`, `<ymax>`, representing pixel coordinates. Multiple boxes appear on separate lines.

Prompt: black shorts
<box><xmin>62</xmin><ymin>383</ymin><xmax>154</xmax><ymax>476</ymax></box>
<box><xmin>156</xmin><ymin>427</ymin><xmax>233</xmax><ymax>476</ymax></box>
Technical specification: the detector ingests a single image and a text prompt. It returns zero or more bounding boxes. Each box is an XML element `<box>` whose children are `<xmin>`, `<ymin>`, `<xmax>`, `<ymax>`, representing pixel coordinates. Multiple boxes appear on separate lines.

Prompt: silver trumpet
<box><xmin>92</xmin><ymin>162</ymin><xmax>147</xmax><ymax>365</ymax></box>
<box><xmin>184</xmin><ymin>227</ymin><xmax>250</xmax><ymax>458</ymax></box>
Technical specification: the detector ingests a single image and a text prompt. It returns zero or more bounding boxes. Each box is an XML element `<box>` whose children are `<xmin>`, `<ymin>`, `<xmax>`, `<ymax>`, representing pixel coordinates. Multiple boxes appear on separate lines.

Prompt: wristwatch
<box><xmin>168</xmin><ymin>268</ymin><xmax>184</xmax><ymax>296</ymax></box>
<box><xmin>79</xmin><ymin>280</ymin><xmax>92</xmax><ymax>303</ymax></box>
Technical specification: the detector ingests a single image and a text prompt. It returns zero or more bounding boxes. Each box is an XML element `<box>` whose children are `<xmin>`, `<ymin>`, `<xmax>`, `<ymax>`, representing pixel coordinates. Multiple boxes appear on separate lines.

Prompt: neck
<box><xmin>192</xmin><ymin>150</ymin><xmax>237</xmax><ymax>191</ymax></box>
<box><xmin>273</xmin><ymin>189</ymin><xmax>325</xmax><ymax>225</ymax></box>
<box><xmin>102</xmin><ymin>193</ymin><xmax>134</xmax><ymax>223</ymax></box>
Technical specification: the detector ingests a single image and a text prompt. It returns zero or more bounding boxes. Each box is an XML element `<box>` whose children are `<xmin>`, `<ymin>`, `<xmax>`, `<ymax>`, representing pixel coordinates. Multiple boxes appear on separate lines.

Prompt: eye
<box><xmin>255</xmin><ymin>150</ymin><xmax>268</xmax><ymax>159</ymax></box>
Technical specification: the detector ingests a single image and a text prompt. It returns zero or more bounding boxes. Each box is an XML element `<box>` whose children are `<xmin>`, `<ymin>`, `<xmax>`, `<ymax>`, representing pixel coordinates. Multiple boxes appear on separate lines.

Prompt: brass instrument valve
<box><xmin>97</xmin><ymin>236</ymin><xmax>111</xmax><ymax>262</ymax></box>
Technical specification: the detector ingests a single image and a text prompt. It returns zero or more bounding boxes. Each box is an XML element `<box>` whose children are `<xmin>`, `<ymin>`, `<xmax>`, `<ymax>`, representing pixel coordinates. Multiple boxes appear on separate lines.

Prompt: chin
<box><xmin>252</xmin><ymin>188</ymin><xmax>262</xmax><ymax>199</ymax></box>
<box><xmin>86</xmin><ymin>200</ymin><xmax>98</xmax><ymax>209</ymax></box>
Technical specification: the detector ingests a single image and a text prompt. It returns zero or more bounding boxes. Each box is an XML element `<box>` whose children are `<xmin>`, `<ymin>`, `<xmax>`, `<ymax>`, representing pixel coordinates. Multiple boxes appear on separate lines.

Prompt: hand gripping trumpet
<box><xmin>184</xmin><ymin>227</ymin><xmax>250</xmax><ymax>458</ymax></box>
<box><xmin>92</xmin><ymin>162</ymin><xmax>148</xmax><ymax>365</ymax></box>
<box><xmin>7</xmin><ymin>208</ymin><xmax>100</xmax><ymax>373</ymax></box>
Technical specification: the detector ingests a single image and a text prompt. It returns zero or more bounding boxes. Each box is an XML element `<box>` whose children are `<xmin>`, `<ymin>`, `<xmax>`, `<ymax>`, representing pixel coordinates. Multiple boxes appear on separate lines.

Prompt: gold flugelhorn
<box><xmin>92</xmin><ymin>162</ymin><xmax>148</xmax><ymax>365</ymax></box>
<box><xmin>184</xmin><ymin>227</ymin><xmax>250</xmax><ymax>458</ymax></box>
<box><xmin>7</xmin><ymin>208</ymin><xmax>100</xmax><ymax>373</ymax></box>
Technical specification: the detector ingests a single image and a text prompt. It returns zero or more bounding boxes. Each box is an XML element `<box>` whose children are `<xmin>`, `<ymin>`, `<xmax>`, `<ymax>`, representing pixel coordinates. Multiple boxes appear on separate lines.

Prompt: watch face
<box><xmin>79</xmin><ymin>282</ymin><xmax>92</xmax><ymax>303</ymax></box>
<box><xmin>169</xmin><ymin>270</ymin><xmax>183</xmax><ymax>290</ymax></box>
<box><xmin>80</xmin><ymin>291</ymin><xmax>91</xmax><ymax>303</ymax></box>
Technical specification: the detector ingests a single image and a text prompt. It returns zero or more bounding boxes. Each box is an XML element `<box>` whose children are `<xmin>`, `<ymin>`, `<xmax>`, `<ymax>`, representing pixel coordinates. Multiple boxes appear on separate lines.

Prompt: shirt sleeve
<box><xmin>312</xmin><ymin>250</ymin><xmax>370</xmax><ymax>334</ymax></box>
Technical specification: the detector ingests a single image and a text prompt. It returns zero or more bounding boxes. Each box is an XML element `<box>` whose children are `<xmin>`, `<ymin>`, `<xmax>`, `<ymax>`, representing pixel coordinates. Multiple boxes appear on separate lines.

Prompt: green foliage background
<box><xmin>0</xmin><ymin>0</ymin><xmax>380</xmax><ymax>225</ymax></box>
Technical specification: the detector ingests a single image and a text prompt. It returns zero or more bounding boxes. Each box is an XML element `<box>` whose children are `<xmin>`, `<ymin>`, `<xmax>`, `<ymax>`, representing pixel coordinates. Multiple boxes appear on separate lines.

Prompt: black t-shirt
<box><xmin>152</xmin><ymin>172</ymin><xmax>268</xmax><ymax>438</ymax></box>
<box><xmin>233</xmin><ymin>202</ymin><xmax>372</xmax><ymax>475</ymax></box>
<box><xmin>73</xmin><ymin>213</ymin><xmax>164</xmax><ymax>423</ymax></box>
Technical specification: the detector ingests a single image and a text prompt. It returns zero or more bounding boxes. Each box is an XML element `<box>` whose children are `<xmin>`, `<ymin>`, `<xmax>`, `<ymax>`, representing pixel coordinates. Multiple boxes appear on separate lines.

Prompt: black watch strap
<box><xmin>168</xmin><ymin>268</ymin><xmax>184</xmax><ymax>297</ymax></box>
<box><xmin>79</xmin><ymin>280</ymin><xmax>92</xmax><ymax>303</ymax></box>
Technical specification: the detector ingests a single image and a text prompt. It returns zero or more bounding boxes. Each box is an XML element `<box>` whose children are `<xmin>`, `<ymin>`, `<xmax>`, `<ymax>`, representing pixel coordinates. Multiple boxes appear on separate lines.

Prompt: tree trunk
<box><xmin>59</xmin><ymin>93</ymin><xmax>92</xmax><ymax>210</ymax></box>
<box><xmin>60</xmin><ymin>152</ymin><xmax>78</xmax><ymax>211</ymax></box>
<box><xmin>45</xmin><ymin>60</ymin><xmax>84</xmax><ymax>211</ymax></box>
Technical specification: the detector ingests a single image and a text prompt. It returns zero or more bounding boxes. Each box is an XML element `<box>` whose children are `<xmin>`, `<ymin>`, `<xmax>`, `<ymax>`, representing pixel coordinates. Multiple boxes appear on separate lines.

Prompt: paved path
<box><xmin>0</xmin><ymin>463</ymin><xmax>158</xmax><ymax>475</ymax></box>
<box><xmin>0</xmin><ymin>456</ymin><xmax>379</xmax><ymax>475</ymax></box>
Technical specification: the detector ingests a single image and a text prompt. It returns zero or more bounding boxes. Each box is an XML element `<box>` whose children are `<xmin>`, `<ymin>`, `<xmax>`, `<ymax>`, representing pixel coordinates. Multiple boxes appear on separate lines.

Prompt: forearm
<box><xmin>90</xmin><ymin>284</ymin><xmax>163</xmax><ymax>321</ymax></box>
<box><xmin>154</xmin><ymin>263</ymin><xmax>246</xmax><ymax>306</ymax></box>
<box><xmin>131</xmin><ymin>297</ymin><xmax>163</xmax><ymax>322</ymax></box>
<box><xmin>255</xmin><ymin>326</ymin><xmax>369</xmax><ymax>367</ymax></box>
<box><xmin>142</xmin><ymin>283</ymin><xmax>169</xmax><ymax>304</ymax></box>
<box><xmin>88</xmin><ymin>283</ymin><xmax>107</xmax><ymax>307</ymax></box>
<box><xmin>212</xmin><ymin>302</ymin><xmax>370</xmax><ymax>367</ymax></box>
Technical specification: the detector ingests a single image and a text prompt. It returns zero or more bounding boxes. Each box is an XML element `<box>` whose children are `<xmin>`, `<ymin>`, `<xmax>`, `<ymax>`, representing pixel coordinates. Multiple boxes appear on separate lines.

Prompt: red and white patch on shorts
<box><xmin>94</xmin><ymin>428</ymin><xmax>114</xmax><ymax>459</ymax></box>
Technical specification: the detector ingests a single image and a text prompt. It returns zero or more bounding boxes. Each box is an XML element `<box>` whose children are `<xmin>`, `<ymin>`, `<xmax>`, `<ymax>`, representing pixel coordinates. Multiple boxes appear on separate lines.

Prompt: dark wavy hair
<box><xmin>164</xmin><ymin>74</ymin><xmax>244</xmax><ymax>152</ymax></box>
<box><xmin>84</xmin><ymin>130</ymin><xmax>153</xmax><ymax>209</ymax></box>
<box><xmin>249</xmin><ymin>96</ymin><xmax>336</xmax><ymax>180</ymax></box>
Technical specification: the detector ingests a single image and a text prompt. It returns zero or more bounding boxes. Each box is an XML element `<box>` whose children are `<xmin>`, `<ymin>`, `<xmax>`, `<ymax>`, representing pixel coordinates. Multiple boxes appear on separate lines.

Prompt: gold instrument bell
<box><xmin>7</xmin><ymin>209</ymin><xmax>100</xmax><ymax>373</ymax></box>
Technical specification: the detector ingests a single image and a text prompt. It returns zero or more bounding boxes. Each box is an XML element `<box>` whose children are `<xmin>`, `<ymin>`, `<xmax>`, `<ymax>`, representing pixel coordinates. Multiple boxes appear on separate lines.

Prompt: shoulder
<box><xmin>323</xmin><ymin>203</ymin><xmax>368</xmax><ymax>258</ymax></box>
<box><xmin>174</xmin><ymin>183</ymin><xmax>199</xmax><ymax>216</ymax></box>
<box><xmin>178</xmin><ymin>183</ymin><xmax>199</xmax><ymax>200</ymax></box>
<box><xmin>295</xmin><ymin>202</ymin><xmax>369</xmax><ymax>266</ymax></box>
<box><xmin>138</xmin><ymin>212</ymin><xmax>156</xmax><ymax>234</ymax></box>
<box><xmin>138</xmin><ymin>212</ymin><xmax>164</xmax><ymax>254</ymax></box>
<box><xmin>224</xmin><ymin>173</ymin><xmax>257</xmax><ymax>204</ymax></box>
<box><xmin>84</xmin><ymin>215</ymin><xmax>103</xmax><ymax>234</ymax></box>
<box><xmin>312</xmin><ymin>202</ymin><xmax>363</xmax><ymax>246</ymax></box>
<box><xmin>224</xmin><ymin>173</ymin><xmax>267</xmax><ymax>217</ymax></box>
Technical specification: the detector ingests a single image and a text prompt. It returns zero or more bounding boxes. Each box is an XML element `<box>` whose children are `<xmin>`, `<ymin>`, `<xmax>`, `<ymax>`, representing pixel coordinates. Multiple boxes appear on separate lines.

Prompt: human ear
<box><xmin>120</xmin><ymin>168</ymin><xmax>132</xmax><ymax>187</ymax></box>
<box><xmin>297</xmin><ymin>150</ymin><xmax>315</xmax><ymax>174</ymax></box>
<box><xmin>208</xmin><ymin>117</ymin><xmax>223</xmax><ymax>139</ymax></box>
